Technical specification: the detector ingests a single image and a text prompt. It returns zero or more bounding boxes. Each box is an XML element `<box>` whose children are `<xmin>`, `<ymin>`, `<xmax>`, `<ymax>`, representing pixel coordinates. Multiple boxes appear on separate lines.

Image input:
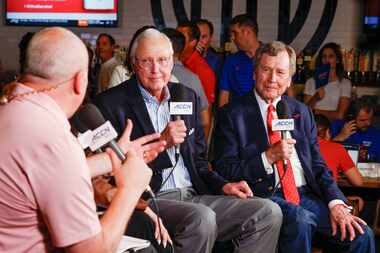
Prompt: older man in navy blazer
<box><xmin>213</xmin><ymin>41</ymin><xmax>375</xmax><ymax>253</ymax></box>
<box><xmin>94</xmin><ymin>28</ymin><xmax>282</xmax><ymax>253</ymax></box>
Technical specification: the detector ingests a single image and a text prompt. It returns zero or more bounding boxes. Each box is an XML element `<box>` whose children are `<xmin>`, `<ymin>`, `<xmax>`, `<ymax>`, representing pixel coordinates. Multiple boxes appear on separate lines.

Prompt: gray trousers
<box><xmin>152</xmin><ymin>187</ymin><xmax>282</xmax><ymax>253</ymax></box>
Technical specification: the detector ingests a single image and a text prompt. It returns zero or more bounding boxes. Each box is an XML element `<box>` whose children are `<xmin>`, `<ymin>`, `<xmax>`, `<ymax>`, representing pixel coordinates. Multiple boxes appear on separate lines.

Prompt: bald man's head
<box><xmin>24</xmin><ymin>27</ymin><xmax>88</xmax><ymax>82</ymax></box>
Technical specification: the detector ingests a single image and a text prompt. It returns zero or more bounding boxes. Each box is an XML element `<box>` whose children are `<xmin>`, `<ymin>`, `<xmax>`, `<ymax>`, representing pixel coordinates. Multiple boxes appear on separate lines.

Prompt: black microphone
<box><xmin>71</xmin><ymin>103</ymin><xmax>155</xmax><ymax>197</ymax></box>
<box><xmin>169</xmin><ymin>84</ymin><xmax>190</xmax><ymax>161</ymax></box>
<box><xmin>71</xmin><ymin>103</ymin><xmax>125</xmax><ymax>161</ymax></box>
<box><xmin>276</xmin><ymin>100</ymin><xmax>290</xmax><ymax>170</ymax></box>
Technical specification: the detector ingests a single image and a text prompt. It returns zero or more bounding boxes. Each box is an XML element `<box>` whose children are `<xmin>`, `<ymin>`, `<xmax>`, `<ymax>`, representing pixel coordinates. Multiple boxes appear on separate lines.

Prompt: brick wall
<box><xmin>0</xmin><ymin>0</ymin><xmax>363</xmax><ymax>72</ymax></box>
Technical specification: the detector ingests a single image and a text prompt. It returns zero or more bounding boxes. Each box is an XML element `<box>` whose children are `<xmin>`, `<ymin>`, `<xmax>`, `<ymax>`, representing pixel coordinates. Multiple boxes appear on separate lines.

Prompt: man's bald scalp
<box><xmin>24</xmin><ymin>27</ymin><xmax>88</xmax><ymax>82</ymax></box>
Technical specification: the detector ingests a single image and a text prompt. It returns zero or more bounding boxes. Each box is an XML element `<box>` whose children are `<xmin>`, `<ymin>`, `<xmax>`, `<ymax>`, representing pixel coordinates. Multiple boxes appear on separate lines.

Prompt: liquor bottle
<box><xmin>372</xmin><ymin>50</ymin><xmax>380</xmax><ymax>83</ymax></box>
<box><xmin>303</xmin><ymin>49</ymin><xmax>313</xmax><ymax>80</ymax></box>
<box><xmin>344</xmin><ymin>48</ymin><xmax>355</xmax><ymax>81</ymax></box>
<box><xmin>353</xmin><ymin>49</ymin><xmax>360</xmax><ymax>84</ymax></box>
<box><xmin>295</xmin><ymin>51</ymin><xmax>305</xmax><ymax>83</ymax></box>
<box><xmin>223</xmin><ymin>41</ymin><xmax>232</xmax><ymax>57</ymax></box>
<box><xmin>359</xmin><ymin>50</ymin><xmax>370</xmax><ymax>83</ymax></box>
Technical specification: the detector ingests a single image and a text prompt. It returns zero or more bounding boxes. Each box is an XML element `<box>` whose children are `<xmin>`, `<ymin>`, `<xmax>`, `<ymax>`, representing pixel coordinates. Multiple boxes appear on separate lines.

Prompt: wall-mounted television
<box><xmin>5</xmin><ymin>0</ymin><xmax>118</xmax><ymax>27</ymax></box>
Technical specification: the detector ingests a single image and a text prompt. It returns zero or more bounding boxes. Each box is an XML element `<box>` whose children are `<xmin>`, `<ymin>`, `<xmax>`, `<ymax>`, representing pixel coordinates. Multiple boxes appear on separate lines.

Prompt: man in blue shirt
<box><xmin>332</xmin><ymin>97</ymin><xmax>380</xmax><ymax>162</ymax></box>
<box><xmin>218</xmin><ymin>14</ymin><xmax>260</xmax><ymax>107</ymax></box>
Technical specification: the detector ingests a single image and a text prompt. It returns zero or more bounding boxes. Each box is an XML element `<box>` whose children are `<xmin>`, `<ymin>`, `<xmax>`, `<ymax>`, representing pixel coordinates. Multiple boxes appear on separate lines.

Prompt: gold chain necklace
<box><xmin>0</xmin><ymin>79</ymin><xmax>67</xmax><ymax>105</ymax></box>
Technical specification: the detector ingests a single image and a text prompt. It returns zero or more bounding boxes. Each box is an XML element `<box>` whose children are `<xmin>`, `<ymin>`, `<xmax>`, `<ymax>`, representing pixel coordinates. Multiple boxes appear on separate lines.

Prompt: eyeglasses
<box><xmin>134</xmin><ymin>56</ymin><xmax>172</xmax><ymax>70</ymax></box>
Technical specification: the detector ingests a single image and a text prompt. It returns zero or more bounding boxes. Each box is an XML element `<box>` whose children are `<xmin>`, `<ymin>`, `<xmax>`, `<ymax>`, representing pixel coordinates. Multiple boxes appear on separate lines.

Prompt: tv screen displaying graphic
<box><xmin>5</xmin><ymin>0</ymin><xmax>118</xmax><ymax>27</ymax></box>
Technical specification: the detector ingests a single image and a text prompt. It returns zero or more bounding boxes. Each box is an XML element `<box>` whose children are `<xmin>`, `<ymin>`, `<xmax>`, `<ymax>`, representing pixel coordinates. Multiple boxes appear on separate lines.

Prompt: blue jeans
<box><xmin>271</xmin><ymin>187</ymin><xmax>375</xmax><ymax>253</ymax></box>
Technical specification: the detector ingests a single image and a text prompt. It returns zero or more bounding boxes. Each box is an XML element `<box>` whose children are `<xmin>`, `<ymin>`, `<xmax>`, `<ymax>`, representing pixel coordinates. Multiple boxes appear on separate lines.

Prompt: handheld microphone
<box><xmin>169</xmin><ymin>84</ymin><xmax>193</xmax><ymax>160</ymax></box>
<box><xmin>70</xmin><ymin>103</ymin><xmax>155</xmax><ymax>198</ymax></box>
<box><xmin>274</xmin><ymin>100</ymin><xmax>294</xmax><ymax>169</ymax></box>
<box><xmin>71</xmin><ymin>103</ymin><xmax>126</xmax><ymax>161</ymax></box>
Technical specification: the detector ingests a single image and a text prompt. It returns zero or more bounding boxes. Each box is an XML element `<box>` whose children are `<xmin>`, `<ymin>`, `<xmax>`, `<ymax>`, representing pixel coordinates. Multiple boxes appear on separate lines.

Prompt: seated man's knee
<box><xmin>184</xmin><ymin>204</ymin><xmax>217</xmax><ymax>236</ymax></box>
<box><xmin>244</xmin><ymin>199</ymin><xmax>283</xmax><ymax>231</ymax></box>
<box><xmin>353</xmin><ymin>225</ymin><xmax>375</xmax><ymax>248</ymax></box>
<box><xmin>260</xmin><ymin>199</ymin><xmax>283</xmax><ymax>228</ymax></box>
<box><xmin>283</xmin><ymin>207</ymin><xmax>316</xmax><ymax>235</ymax></box>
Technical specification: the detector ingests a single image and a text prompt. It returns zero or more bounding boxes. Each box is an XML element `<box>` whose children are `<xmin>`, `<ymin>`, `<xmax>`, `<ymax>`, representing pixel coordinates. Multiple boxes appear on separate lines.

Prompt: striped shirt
<box><xmin>138</xmin><ymin>84</ymin><xmax>192</xmax><ymax>191</ymax></box>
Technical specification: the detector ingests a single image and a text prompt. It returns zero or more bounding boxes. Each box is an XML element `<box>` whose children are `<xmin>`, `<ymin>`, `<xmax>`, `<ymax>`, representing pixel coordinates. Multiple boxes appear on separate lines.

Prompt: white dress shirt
<box><xmin>254</xmin><ymin>90</ymin><xmax>344</xmax><ymax>208</ymax></box>
<box><xmin>255</xmin><ymin>90</ymin><xmax>307</xmax><ymax>187</ymax></box>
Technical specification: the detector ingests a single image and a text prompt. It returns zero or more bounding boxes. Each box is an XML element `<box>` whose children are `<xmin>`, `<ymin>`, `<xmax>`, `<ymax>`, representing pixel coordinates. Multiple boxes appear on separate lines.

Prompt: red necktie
<box><xmin>267</xmin><ymin>104</ymin><xmax>300</xmax><ymax>205</ymax></box>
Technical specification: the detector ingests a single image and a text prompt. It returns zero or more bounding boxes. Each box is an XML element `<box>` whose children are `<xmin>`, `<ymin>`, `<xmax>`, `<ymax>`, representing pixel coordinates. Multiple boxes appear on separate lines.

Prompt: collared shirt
<box><xmin>0</xmin><ymin>83</ymin><xmax>100</xmax><ymax>252</ymax></box>
<box><xmin>219</xmin><ymin>50</ymin><xmax>255</xmax><ymax>100</ymax></box>
<box><xmin>183</xmin><ymin>50</ymin><xmax>216</xmax><ymax>104</ymax></box>
<box><xmin>254</xmin><ymin>89</ymin><xmax>307</xmax><ymax>187</ymax></box>
<box><xmin>138</xmin><ymin>83</ymin><xmax>192</xmax><ymax>191</ymax></box>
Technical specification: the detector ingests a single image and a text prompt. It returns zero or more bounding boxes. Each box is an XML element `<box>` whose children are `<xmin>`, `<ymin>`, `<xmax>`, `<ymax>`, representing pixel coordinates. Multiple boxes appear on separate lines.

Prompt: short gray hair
<box><xmin>24</xmin><ymin>27</ymin><xmax>88</xmax><ymax>81</ymax></box>
<box><xmin>255</xmin><ymin>41</ymin><xmax>296</xmax><ymax>76</ymax></box>
<box><xmin>129</xmin><ymin>28</ymin><xmax>173</xmax><ymax>64</ymax></box>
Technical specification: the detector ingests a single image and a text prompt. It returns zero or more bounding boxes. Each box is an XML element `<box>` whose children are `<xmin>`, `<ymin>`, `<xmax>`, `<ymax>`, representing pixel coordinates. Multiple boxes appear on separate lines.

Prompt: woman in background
<box><xmin>304</xmin><ymin>42</ymin><xmax>351</xmax><ymax>121</ymax></box>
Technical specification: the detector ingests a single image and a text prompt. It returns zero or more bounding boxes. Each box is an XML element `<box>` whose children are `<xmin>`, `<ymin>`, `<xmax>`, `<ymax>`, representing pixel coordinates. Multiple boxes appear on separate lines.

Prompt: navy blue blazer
<box><xmin>213</xmin><ymin>93</ymin><xmax>346</xmax><ymax>203</ymax></box>
<box><xmin>94</xmin><ymin>75</ymin><xmax>227</xmax><ymax>194</ymax></box>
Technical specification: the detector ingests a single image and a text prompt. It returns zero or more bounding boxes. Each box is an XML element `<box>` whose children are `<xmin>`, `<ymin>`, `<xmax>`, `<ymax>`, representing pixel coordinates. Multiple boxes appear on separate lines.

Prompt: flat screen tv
<box><xmin>5</xmin><ymin>0</ymin><xmax>118</xmax><ymax>27</ymax></box>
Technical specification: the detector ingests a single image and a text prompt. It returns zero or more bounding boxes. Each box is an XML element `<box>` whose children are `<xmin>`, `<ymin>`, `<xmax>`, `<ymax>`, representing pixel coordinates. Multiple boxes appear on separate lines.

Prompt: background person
<box><xmin>303</xmin><ymin>42</ymin><xmax>351</xmax><ymax>121</ymax></box>
<box><xmin>331</xmin><ymin>97</ymin><xmax>380</xmax><ymax>162</ymax></box>
<box><xmin>195</xmin><ymin>19</ymin><xmax>224</xmax><ymax>82</ymax></box>
<box><xmin>176</xmin><ymin>22</ymin><xmax>215</xmax><ymax>141</ymax></box>
<box><xmin>315</xmin><ymin>114</ymin><xmax>363</xmax><ymax>186</ymax></box>
<box><xmin>96</xmin><ymin>33</ymin><xmax>119</xmax><ymax>92</ymax></box>
<box><xmin>218</xmin><ymin>14</ymin><xmax>260</xmax><ymax>108</ymax></box>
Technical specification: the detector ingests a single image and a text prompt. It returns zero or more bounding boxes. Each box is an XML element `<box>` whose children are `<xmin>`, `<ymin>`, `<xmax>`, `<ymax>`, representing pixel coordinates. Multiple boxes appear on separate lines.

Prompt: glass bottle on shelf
<box><xmin>359</xmin><ymin>50</ymin><xmax>370</xmax><ymax>83</ymax></box>
<box><xmin>353</xmin><ymin>49</ymin><xmax>360</xmax><ymax>84</ymax></box>
<box><xmin>373</xmin><ymin>50</ymin><xmax>380</xmax><ymax>83</ymax></box>
<box><xmin>295</xmin><ymin>51</ymin><xmax>305</xmax><ymax>83</ymax></box>
<box><xmin>303</xmin><ymin>49</ymin><xmax>313</xmax><ymax>80</ymax></box>
<box><xmin>344</xmin><ymin>48</ymin><xmax>355</xmax><ymax>82</ymax></box>
<box><xmin>223</xmin><ymin>41</ymin><xmax>232</xmax><ymax>57</ymax></box>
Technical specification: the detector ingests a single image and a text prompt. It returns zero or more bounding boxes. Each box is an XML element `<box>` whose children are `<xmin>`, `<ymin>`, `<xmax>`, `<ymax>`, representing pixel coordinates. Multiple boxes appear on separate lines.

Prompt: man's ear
<box><xmin>73</xmin><ymin>69</ymin><xmax>87</xmax><ymax>95</ymax></box>
<box><xmin>242</xmin><ymin>26</ymin><xmax>250</xmax><ymax>36</ymax></box>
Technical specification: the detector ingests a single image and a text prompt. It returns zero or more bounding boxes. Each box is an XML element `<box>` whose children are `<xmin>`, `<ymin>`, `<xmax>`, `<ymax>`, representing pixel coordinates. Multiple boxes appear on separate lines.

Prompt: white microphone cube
<box><xmin>169</xmin><ymin>102</ymin><xmax>193</xmax><ymax>115</ymax></box>
<box><xmin>272</xmin><ymin>119</ymin><xmax>295</xmax><ymax>131</ymax></box>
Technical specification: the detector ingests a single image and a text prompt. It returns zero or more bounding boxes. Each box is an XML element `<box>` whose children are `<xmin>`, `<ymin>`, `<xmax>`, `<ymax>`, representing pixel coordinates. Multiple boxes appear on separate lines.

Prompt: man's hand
<box><xmin>222</xmin><ymin>181</ymin><xmax>253</xmax><ymax>199</ymax></box>
<box><xmin>333</xmin><ymin>120</ymin><xmax>356</xmax><ymax>142</ymax></box>
<box><xmin>160</xmin><ymin>120</ymin><xmax>187</xmax><ymax>149</ymax></box>
<box><xmin>107</xmin><ymin>149</ymin><xmax>152</xmax><ymax>194</ymax></box>
<box><xmin>330</xmin><ymin>204</ymin><xmax>367</xmax><ymax>241</ymax></box>
<box><xmin>265</xmin><ymin>139</ymin><xmax>296</xmax><ymax>164</ymax></box>
<box><xmin>117</xmin><ymin>119</ymin><xmax>166</xmax><ymax>163</ymax></box>
<box><xmin>144</xmin><ymin>207</ymin><xmax>173</xmax><ymax>248</ymax></box>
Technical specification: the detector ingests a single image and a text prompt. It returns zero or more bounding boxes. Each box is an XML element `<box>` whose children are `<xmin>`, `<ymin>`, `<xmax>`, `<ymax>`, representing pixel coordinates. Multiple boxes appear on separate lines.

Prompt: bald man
<box><xmin>0</xmin><ymin>27</ymin><xmax>162</xmax><ymax>253</ymax></box>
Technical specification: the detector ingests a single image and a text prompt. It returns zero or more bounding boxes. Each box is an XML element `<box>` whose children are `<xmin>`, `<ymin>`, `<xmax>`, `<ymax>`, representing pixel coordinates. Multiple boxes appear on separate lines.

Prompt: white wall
<box><xmin>0</xmin><ymin>0</ymin><xmax>363</xmax><ymax>72</ymax></box>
